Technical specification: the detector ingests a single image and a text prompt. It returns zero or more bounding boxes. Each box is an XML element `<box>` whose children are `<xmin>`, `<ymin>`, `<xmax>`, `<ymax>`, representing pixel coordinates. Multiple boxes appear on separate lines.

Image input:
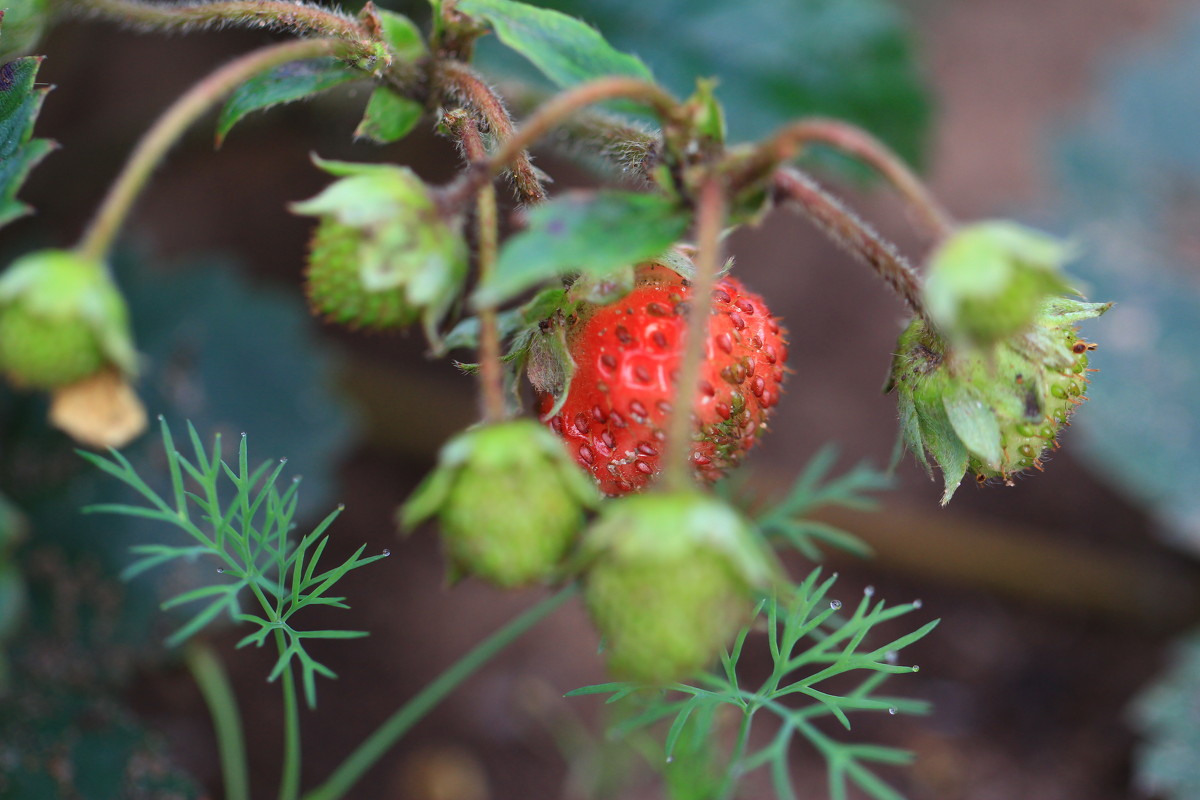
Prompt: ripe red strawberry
<box><xmin>537</xmin><ymin>264</ymin><xmax>787</xmax><ymax>495</ymax></box>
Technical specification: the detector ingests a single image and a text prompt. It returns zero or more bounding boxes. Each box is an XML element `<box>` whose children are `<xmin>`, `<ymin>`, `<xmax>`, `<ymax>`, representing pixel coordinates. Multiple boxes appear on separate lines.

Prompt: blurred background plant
<box><xmin>1</xmin><ymin>0</ymin><xmax>1198</xmax><ymax>798</ymax></box>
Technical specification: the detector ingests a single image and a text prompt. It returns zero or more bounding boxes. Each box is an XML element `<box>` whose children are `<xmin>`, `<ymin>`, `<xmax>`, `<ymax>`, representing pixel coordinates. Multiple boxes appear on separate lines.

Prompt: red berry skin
<box><xmin>538</xmin><ymin>266</ymin><xmax>788</xmax><ymax>495</ymax></box>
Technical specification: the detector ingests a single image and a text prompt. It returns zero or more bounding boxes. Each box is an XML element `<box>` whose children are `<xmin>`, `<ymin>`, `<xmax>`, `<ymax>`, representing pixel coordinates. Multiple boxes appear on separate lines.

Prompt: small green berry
<box><xmin>0</xmin><ymin>249</ymin><xmax>137</xmax><ymax>390</ymax></box>
<box><xmin>400</xmin><ymin>419</ymin><xmax>599</xmax><ymax>588</ymax></box>
<box><xmin>304</xmin><ymin>219</ymin><xmax>419</xmax><ymax>329</ymax></box>
<box><xmin>579</xmin><ymin>491</ymin><xmax>777</xmax><ymax>683</ymax></box>
<box><xmin>292</xmin><ymin>157</ymin><xmax>468</xmax><ymax>341</ymax></box>
<box><xmin>887</xmin><ymin>296</ymin><xmax>1110</xmax><ymax>503</ymax></box>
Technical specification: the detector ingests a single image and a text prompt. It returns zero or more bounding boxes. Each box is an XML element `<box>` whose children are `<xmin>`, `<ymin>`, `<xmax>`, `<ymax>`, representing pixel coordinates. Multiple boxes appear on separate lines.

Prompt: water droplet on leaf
<box><xmin>911</xmin><ymin>665</ymin><xmax>920</xmax><ymax>673</ymax></box>
<box><xmin>888</xmin><ymin>707</ymin><xmax>898</xmax><ymax>715</ymax></box>
<box><xmin>912</xmin><ymin>599</ymin><xmax>923</xmax><ymax>609</ymax></box>
<box><xmin>885</xmin><ymin>651</ymin><xmax>898</xmax><ymax>664</ymax></box>
<box><xmin>382</xmin><ymin>549</ymin><xmax>391</xmax><ymax>556</ymax></box>
<box><xmin>864</xmin><ymin>585</ymin><xmax>875</xmax><ymax>596</ymax></box>
<box><xmin>829</xmin><ymin>600</ymin><xmax>842</xmax><ymax>610</ymax></box>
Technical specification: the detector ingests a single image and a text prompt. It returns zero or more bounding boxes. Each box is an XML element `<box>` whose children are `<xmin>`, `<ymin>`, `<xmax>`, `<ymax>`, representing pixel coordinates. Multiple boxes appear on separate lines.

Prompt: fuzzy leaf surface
<box><xmin>474</xmin><ymin>190</ymin><xmax>688</xmax><ymax>306</ymax></box>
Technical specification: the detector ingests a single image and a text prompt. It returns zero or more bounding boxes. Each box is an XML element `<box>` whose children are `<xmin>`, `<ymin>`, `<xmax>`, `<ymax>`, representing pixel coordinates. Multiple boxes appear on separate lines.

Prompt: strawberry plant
<box><xmin>0</xmin><ymin>0</ymin><xmax>1125</xmax><ymax>798</ymax></box>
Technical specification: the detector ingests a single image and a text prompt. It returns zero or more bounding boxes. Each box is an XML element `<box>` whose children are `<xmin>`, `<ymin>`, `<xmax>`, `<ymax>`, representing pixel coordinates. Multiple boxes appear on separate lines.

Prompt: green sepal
<box><xmin>355</xmin><ymin>87</ymin><xmax>424</xmax><ymax>144</ymax></box>
<box><xmin>918</xmin><ymin>401</ymin><xmax>969</xmax><ymax>505</ymax></box>
<box><xmin>397</xmin><ymin>455</ymin><xmax>459</xmax><ymax>531</ymax></box>
<box><xmin>942</xmin><ymin>382</ymin><xmax>1003</xmax><ymax>473</ymax></box>
<box><xmin>0</xmin><ymin>55</ymin><xmax>57</xmax><ymax>229</ymax></box>
<box><xmin>216</xmin><ymin>58</ymin><xmax>360</xmax><ymax>145</ymax></box>
<box><xmin>440</xmin><ymin>286</ymin><xmax>565</xmax><ymax>355</ymax></box>
<box><xmin>525</xmin><ymin>316</ymin><xmax>576</xmax><ymax>420</ymax></box>
<box><xmin>892</xmin><ymin>389</ymin><xmax>925</xmax><ymax>474</ymax></box>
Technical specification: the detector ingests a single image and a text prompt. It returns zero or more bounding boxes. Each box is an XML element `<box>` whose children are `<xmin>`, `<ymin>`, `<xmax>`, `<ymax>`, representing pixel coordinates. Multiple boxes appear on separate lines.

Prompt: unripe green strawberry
<box><xmin>400</xmin><ymin>419</ymin><xmax>599</xmax><ymax>588</ymax></box>
<box><xmin>579</xmin><ymin>490</ymin><xmax>777</xmax><ymax>683</ymax></box>
<box><xmin>0</xmin><ymin>249</ymin><xmax>137</xmax><ymax>390</ymax></box>
<box><xmin>292</xmin><ymin>157</ymin><xmax>468</xmax><ymax>340</ymax></box>
<box><xmin>304</xmin><ymin>219</ymin><xmax>419</xmax><ymax>329</ymax></box>
<box><xmin>923</xmin><ymin>222</ymin><xmax>1076</xmax><ymax>349</ymax></box>
<box><xmin>887</xmin><ymin>296</ymin><xmax>1111</xmax><ymax>503</ymax></box>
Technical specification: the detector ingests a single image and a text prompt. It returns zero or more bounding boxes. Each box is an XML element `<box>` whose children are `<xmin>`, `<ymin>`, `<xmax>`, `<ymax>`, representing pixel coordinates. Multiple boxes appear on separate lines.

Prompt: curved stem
<box><xmin>664</xmin><ymin>176</ymin><xmax>726</xmax><ymax>492</ymax></box>
<box><xmin>302</xmin><ymin>584</ymin><xmax>577</xmax><ymax>800</ymax></box>
<box><xmin>185</xmin><ymin>642</ymin><xmax>250</xmax><ymax>800</ymax></box>
<box><xmin>452</xmin><ymin>113</ymin><xmax>506</xmax><ymax>422</ymax></box>
<box><xmin>65</xmin><ymin>0</ymin><xmax>371</xmax><ymax>47</ymax></box>
<box><xmin>772</xmin><ymin>167</ymin><xmax>926</xmax><ymax>319</ymax></box>
<box><xmin>765</xmin><ymin>119</ymin><xmax>954</xmax><ymax>240</ymax></box>
<box><xmin>275</xmin><ymin>630</ymin><xmax>303</xmax><ymax>800</ymax></box>
<box><xmin>488</xmin><ymin>77</ymin><xmax>679</xmax><ymax>181</ymax></box>
<box><xmin>76</xmin><ymin>38</ymin><xmax>343</xmax><ymax>262</ymax></box>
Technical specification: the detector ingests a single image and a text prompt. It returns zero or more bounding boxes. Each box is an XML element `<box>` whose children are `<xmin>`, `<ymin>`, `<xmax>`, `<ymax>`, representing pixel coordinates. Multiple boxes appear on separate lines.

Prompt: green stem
<box><xmin>76</xmin><ymin>37</ymin><xmax>344</xmax><ymax>262</ymax></box>
<box><xmin>475</xmin><ymin>185</ymin><xmax>506</xmax><ymax>421</ymax></box>
<box><xmin>765</xmin><ymin>118</ymin><xmax>955</xmax><ymax>240</ymax></box>
<box><xmin>302</xmin><ymin>584</ymin><xmax>578</xmax><ymax>800</ymax></box>
<box><xmin>185</xmin><ymin>642</ymin><xmax>250</xmax><ymax>800</ymax></box>
<box><xmin>716</xmin><ymin>710</ymin><xmax>755</xmax><ymax>800</ymax></box>
<box><xmin>447</xmin><ymin>111</ymin><xmax>506</xmax><ymax>422</ymax></box>
<box><xmin>276</xmin><ymin>630</ymin><xmax>303</xmax><ymax>800</ymax></box>
<box><xmin>663</xmin><ymin>176</ymin><xmax>726</xmax><ymax>492</ymax></box>
<box><xmin>772</xmin><ymin>167</ymin><xmax>927</xmax><ymax>319</ymax></box>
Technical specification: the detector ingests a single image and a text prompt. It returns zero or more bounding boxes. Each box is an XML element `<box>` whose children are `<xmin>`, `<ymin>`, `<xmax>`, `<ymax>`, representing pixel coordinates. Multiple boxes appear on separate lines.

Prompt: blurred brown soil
<box><xmin>21</xmin><ymin>0</ymin><xmax>1199</xmax><ymax>797</ymax></box>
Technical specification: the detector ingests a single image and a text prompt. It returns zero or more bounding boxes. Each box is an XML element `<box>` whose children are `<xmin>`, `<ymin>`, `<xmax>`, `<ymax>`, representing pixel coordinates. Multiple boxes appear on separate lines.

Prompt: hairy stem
<box><xmin>763</xmin><ymin>119</ymin><xmax>954</xmax><ymax>240</ymax></box>
<box><xmin>76</xmin><ymin>37</ymin><xmax>344</xmax><ymax>262</ymax></box>
<box><xmin>185</xmin><ymin>642</ymin><xmax>250</xmax><ymax>800</ymax></box>
<box><xmin>488</xmin><ymin>76</ymin><xmax>678</xmax><ymax>181</ymax></box>
<box><xmin>500</xmin><ymin>82</ymin><xmax>661</xmax><ymax>181</ymax></box>
<box><xmin>664</xmin><ymin>176</ymin><xmax>726</xmax><ymax>492</ymax></box>
<box><xmin>64</xmin><ymin>0</ymin><xmax>371</xmax><ymax>44</ymax></box>
<box><xmin>276</xmin><ymin>630</ymin><xmax>303</xmax><ymax>800</ymax></box>
<box><xmin>434</xmin><ymin>60</ymin><xmax>547</xmax><ymax>204</ymax></box>
<box><xmin>773</xmin><ymin>167</ymin><xmax>926</xmax><ymax>319</ymax></box>
<box><xmin>453</xmin><ymin>113</ymin><xmax>507</xmax><ymax>422</ymax></box>
<box><xmin>303</xmin><ymin>584</ymin><xmax>577</xmax><ymax>800</ymax></box>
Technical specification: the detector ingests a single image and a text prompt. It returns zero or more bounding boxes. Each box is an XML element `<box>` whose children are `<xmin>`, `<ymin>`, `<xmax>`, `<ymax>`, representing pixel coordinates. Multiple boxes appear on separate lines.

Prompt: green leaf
<box><xmin>375</xmin><ymin>8</ymin><xmax>428</xmax><ymax>62</ymax></box>
<box><xmin>457</xmin><ymin>0</ymin><xmax>653</xmax><ymax>88</ymax></box>
<box><xmin>474</xmin><ymin>190</ymin><xmax>689</xmax><ymax>307</ymax></box>
<box><xmin>0</xmin><ymin>56</ymin><xmax>56</xmax><ymax>228</ymax></box>
<box><xmin>355</xmin><ymin>86</ymin><xmax>424</xmax><ymax>144</ymax></box>
<box><xmin>216</xmin><ymin>57</ymin><xmax>360</xmax><ymax>145</ymax></box>
<box><xmin>501</xmin><ymin>0</ymin><xmax>930</xmax><ymax>162</ymax></box>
